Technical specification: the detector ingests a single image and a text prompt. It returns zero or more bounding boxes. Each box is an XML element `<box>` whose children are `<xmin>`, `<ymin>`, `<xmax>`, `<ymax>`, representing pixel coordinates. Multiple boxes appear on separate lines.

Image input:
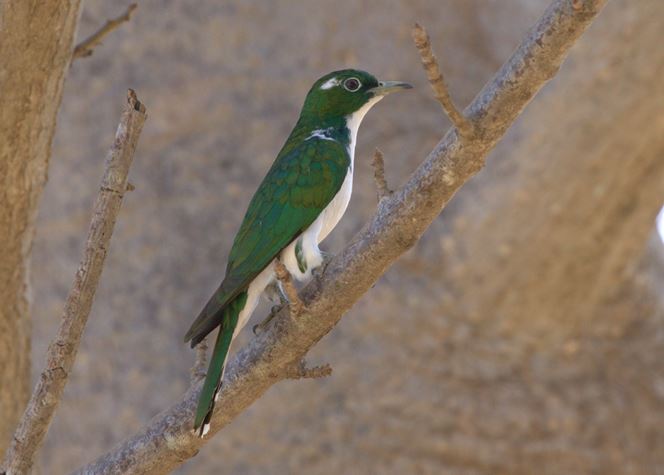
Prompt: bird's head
<box><xmin>300</xmin><ymin>69</ymin><xmax>412</xmax><ymax>120</ymax></box>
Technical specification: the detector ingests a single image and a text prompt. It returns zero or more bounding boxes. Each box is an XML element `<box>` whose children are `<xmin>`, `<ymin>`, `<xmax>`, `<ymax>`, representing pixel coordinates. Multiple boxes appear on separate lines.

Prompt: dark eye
<box><xmin>343</xmin><ymin>77</ymin><xmax>361</xmax><ymax>92</ymax></box>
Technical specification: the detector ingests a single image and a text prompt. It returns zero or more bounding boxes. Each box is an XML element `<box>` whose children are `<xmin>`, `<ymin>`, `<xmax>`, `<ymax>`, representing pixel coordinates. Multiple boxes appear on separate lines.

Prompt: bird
<box><xmin>184</xmin><ymin>69</ymin><xmax>412</xmax><ymax>436</ymax></box>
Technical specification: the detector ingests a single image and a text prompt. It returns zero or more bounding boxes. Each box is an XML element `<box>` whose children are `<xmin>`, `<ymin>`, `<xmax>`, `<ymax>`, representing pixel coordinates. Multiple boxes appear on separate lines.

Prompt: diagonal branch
<box><xmin>411</xmin><ymin>22</ymin><xmax>474</xmax><ymax>139</ymax></box>
<box><xmin>72</xmin><ymin>3</ymin><xmax>137</xmax><ymax>60</ymax></box>
<box><xmin>74</xmin><ymin>1</ymin><xmax>608</xmax><ymax>473</ymax></box>
<box><xmin>1</xmin><ymin>91</ymin><xmax>147</xmax><ymax>475</ymax></box>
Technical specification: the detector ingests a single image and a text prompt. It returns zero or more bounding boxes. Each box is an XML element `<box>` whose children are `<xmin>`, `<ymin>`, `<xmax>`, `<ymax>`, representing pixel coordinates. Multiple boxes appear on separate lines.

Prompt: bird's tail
<box><xmin>194</xmin><ymin>292</ymin><xmax>248</xmax><ymax>436</ymax></box>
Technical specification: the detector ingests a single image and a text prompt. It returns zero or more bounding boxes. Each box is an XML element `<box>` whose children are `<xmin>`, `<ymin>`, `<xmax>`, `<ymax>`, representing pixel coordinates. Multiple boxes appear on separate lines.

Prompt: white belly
<box><xmin>279</xmin><ymin>96</ymin><xmax>381</xmax><ymax>282</ymax></box>
<box><xmin>281</xmin><ymin>166</ymin><xmax>353</xmax><ymax>281</ymax></box>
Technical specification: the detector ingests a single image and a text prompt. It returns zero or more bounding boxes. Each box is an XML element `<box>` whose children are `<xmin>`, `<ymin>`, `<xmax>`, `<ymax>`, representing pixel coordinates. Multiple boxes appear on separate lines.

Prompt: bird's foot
<box><xmin>253</xmin><ymin>304</ymin><xmax>282</xmax><ymax>335</ymax></box>
<box><xmin>312</xmin><ymin>253</ymin><xmax>333</xmax><ymax>281</ymax></box>
<box><xmin>264</xmin><ymin>281</ymin><xmax>283</xmax><ymax>304</ymax></box>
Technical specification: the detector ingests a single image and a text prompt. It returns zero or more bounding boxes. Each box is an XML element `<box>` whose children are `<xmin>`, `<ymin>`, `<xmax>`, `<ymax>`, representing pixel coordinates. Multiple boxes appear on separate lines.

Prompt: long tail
<box><xmin>194</xmin><ymin>292</ymin><xmax>247</xmax><ymax>435</ymax></box>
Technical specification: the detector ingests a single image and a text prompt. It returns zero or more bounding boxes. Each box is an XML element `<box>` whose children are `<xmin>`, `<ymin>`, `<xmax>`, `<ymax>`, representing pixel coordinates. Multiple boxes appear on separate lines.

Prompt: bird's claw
<box><xmin>253</xmin><ymin>304</ymin><xmax>282</xmax><ymax>335</ymax></box>
<box><xmin>312</xmin><ymin>254</ymin><xmax>333</xmax><ymax>281</ymax></box>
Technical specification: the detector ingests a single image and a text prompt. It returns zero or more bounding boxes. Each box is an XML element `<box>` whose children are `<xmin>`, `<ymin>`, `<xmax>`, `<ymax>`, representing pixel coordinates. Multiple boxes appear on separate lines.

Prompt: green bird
<box><xmin>184</xmin><ymin>69</ymin><xmax>411</xmax><ymax>436</ymax></box>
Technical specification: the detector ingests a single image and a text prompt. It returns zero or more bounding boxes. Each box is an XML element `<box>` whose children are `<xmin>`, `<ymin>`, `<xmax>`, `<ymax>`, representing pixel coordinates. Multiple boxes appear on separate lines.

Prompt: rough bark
<box><xmin>0</xmin><ymin>0</ymin><xmax>82</xmax><ymax>454</ymax></box>
<box><xmin>1</xmin><ymin>92</ymin><xmax>147</xmax><ymax>475</ymax></box>
<box><xmin>74</xmin><ymin>1</ymin><xmax>608</xmax><ymax>473</ymax></box>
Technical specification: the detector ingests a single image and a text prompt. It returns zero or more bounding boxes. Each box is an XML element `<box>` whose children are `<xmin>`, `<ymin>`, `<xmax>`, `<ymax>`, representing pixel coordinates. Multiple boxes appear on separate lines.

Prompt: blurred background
<box><xmin>31</xmin><ymin>0</ymin><xmax>663</xmax><ymax>473</ymax></box>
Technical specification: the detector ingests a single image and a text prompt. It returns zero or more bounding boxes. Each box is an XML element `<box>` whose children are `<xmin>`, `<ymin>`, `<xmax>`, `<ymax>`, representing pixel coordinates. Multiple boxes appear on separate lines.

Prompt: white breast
<box><xmin>318</xmin><ymin>168</ymin><xmax>353</xmax><ymax>241</ymax></box>
<box><xmin>318</xmin><ymin>95</ymin><xmax>383</xmax><ymax>242</ymax></box>
<box><xmin>281</xmin><ymin>95</ymin><xmax>384</xmax><ymax>282</ymax></box>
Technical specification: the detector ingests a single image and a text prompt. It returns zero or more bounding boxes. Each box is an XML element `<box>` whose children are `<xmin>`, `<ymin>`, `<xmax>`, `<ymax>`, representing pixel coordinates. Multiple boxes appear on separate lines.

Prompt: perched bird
<box><xmin>184</xmin><ymin>69</ymin><xmax>411</xmax><ymax>435</ymax></box>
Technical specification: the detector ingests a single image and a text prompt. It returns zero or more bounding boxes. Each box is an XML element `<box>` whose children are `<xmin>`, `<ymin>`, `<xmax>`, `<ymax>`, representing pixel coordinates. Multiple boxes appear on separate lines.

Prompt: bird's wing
<box><xmin>184</xmin><ymin>138</ymin><xmax>350</xmax><ymax>345</ymax></box>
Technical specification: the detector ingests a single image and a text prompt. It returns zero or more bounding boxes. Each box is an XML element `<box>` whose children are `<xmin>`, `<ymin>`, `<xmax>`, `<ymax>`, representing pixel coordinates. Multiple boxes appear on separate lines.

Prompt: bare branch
<box><xmin>72</xmin><ymin>3</ymin><xmax>137</xmax><ymax>60</ymax></box>
<box><xmin>274</xmin><ymin>259</ymin><xmax>305</xmax><ymax>317</ymax></box>
<box><xmin>190</xmin><ymin>338</ymin><xmax>208</xmax><ymax>385</ymax></box>
<box><xmin>1</xmin><ymin>90</ymin><xmax>147</xmax><ymax>475</ymax></box>
<box><xmin>371</xmin><ymin>148</ymin><xmax>391</xmax><ymax>201</ymax></box>
<box><xmin>285</xmin><ymin>360</ymin><xmax>333</xmax><ymax>380</ymax></box>
<box><xmin>74</xmin><ymin>1</ymin><xmax>608</xmax><ymax>473</ymax></box>
<box><xmin>411</xmin><ymin>23</ymin><xmax>474</xmax><ymax>139</ymax></box>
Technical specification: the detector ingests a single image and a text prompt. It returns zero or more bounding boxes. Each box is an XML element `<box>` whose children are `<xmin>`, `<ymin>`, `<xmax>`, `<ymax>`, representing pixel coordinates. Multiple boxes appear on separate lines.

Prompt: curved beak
<box><xmin>370</xmin><ymin>80</ymin><xmax>413</xmax><ymax>96</ymax></box>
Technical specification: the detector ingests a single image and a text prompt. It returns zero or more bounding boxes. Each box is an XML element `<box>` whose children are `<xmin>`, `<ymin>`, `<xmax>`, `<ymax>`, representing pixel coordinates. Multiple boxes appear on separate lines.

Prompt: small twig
<box><xmin>72</xmin><ymin>3</ymin><xmax>138</xmax><ymax>60</ymax></box>
<box><xmin>371</xmin><ymin>148</ymin><xmax>392</xmax><ymax>201</ymax></box>
<box><xmin>1</xmin><ymin>90</ymin><xmax>147</xmax><ymax>475</ymax></box>
<box><xmin>190</xmin><ymin>338</ymin><xmax>208</xmax><ymax>385</ymax></box>
<box><xmin>274</xmin><ymin>259</ymin><xmax>305</xmax><ymax>316</ymax></box>
<box><xmin>285</xmin><ymin>360</ymin><xmax>333</xmax><ymax>380</ymax></box>
<box><xmin>412</xmin><ymin>23</ymin><xmax>474</xmax><ymax>139</ymax></box>
<box><xmin>126</xmin><ymin>182</ymin><xmax>136</xmax><ymax>192</ymax></box>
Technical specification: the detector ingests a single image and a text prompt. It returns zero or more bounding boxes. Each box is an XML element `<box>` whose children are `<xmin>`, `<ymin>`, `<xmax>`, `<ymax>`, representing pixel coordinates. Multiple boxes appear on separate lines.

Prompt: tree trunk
<box><xmin>0</xmin><ymin>0</ymin><xmax>82</xmax><ymax>453</ymax></box>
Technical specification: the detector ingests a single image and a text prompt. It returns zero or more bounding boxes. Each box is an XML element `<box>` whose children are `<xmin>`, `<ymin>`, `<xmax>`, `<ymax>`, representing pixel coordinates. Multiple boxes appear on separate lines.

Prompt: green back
<box><xmin>185</xmin><ymin>131</ymin><xmax>350</xmax><ymax>345</ymax></box>
<box><xmin>227</xmin><ymin>125</ymin><xmax>349</xmax><ymax>277</ymax></box>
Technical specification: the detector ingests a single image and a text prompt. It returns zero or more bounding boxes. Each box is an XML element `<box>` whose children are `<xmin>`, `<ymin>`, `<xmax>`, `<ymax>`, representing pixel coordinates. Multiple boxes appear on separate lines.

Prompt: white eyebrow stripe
<box><xmin>320</xmin><ymin>77</ymin><xmax>339</xmax><ymax>90</ymax></box>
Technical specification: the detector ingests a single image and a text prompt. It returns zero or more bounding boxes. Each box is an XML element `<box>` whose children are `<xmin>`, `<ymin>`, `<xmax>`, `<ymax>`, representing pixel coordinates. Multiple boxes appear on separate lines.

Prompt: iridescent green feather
<box><xmin>194</xmin><ymin>292</ymin><xmax>247</xmax><ymax>432</ymax></box>
<box><xmin>184</xmin><ymin>137</ymin><xmax>350</xmax><ymax>347</ymax></box>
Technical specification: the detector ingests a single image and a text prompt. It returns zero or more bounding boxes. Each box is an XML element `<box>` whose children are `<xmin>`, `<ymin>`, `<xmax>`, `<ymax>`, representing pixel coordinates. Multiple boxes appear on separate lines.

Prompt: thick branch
<box><xmin>1</xmin><ymin>91</ymin><xmax>147</xmax><ymax>475</ymax></box>
<box><xmin>75</xmin><ymin>1</ymin><xmax>607</xmax><ymax>473</ymax></box>
<box><xmin>72</xmin><ymin>3</ymin><xmax>137</xmax><ymax>60</ymax></box>
<box><xmin>0</xmin><ymin>0</ymin><xmax>83</xmax><ymax>454</ymax></box>
<box><xmin>411</xmin><ymin>23</ymin><xmax>474</xmax><ymax>138</ymax></box>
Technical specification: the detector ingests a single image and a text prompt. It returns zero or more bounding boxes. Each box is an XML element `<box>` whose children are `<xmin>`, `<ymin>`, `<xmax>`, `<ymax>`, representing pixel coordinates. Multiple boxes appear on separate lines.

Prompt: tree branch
<box><xmin>72</xmin><ymin>3</ymin><xmax>137</xmax><ymax>60</ymax></box>
<box><xmin>411</xmin><ymin>22</ymin><xmax>474</xmax><ymax>139</ymax></box>
<box><xmin>371</xmin><ymin>148</ymin><xmax>392</xmax><ymax>201</ymax></box>
<box><xmin>190</xmin><ymin>338</ymin><xmax>208</xmax><ymax>385</ymax></box>
<box><xmin>74</xmin><ymin>1</ymin><xmax>608</xmax><ymax>473</ymax></box>
<box><xmin>1</xmin><ymin>91</ymin><xmax>147</xmax><ymax>475</ymax></box>
<box><xmin>285</xmin><ymin>360</ymin><xmax>333</xmax><ymax>380</ymax></box>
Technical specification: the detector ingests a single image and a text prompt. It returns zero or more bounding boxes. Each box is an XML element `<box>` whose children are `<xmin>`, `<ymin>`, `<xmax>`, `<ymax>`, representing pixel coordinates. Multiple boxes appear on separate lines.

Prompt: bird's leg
<box><xmin>312</xmin><ymin>251</ymin><xmax>333</xmax><ymax>281</ymax></box>
<box><xmin>263</xmin><ymin>280</ymin><xmax>285</xmax><ymax>304</ymax></box>
<box><xmin>274</xmin><ymin>259</ymin><xmax>306</xmax><ymax>316</ymax></box>
<box><xmin>253</xmin><ymin>303</ymin><xmax>282</xmax><ymax>335</ymax></box>
<box><xmin>252</xmin><ymin>278</ymin><xmax>290</xmax><ymax>335</ymax></box>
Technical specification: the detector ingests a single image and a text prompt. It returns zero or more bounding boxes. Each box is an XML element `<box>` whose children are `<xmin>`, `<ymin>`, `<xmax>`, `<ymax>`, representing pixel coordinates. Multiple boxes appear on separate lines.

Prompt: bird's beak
<box><xmin>370</xmin><ymin>80</ymin><xmax>413</xmax><ymax>96</ymax></box>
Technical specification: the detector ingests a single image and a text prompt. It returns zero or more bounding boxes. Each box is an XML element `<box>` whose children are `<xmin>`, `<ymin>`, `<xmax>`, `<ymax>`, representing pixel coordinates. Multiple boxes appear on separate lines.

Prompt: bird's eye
<box><xmin>343</xmin><ymin>77</ymin><xmax>361</xmax><ymax>92</ymax></box>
